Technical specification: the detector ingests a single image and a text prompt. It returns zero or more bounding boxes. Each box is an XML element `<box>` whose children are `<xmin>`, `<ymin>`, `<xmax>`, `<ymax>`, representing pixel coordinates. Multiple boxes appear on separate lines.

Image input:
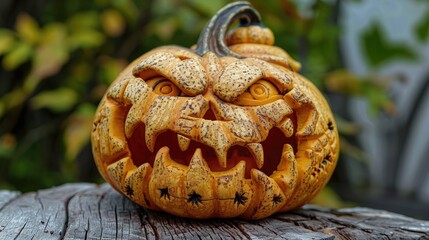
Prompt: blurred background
<box><xmin>1</xmin><ymin>0</ymin><xmax>428</xmax><ymax>219</ymax></box>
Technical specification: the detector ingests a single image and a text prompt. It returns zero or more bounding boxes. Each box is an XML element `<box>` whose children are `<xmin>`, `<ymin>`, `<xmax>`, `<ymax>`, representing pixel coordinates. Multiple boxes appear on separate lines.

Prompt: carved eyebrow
<box><xmin>214</xmin><ymin>58</ymin><xmax>294</xmax><ymax>102</ymax></box>
<box><xmin>245</xmin><ymin>58</ymin><xmax>294</xmax><ymax>93</ymax></box>
<box><xmin>132</xmin><ymin>50</ymin><xmax>207</xmax><ymax>96</ymax></box>
<box><xmin>214</xmin><ymin>60</ymin><xmax>264</xmax><ymax>102</ymax></box>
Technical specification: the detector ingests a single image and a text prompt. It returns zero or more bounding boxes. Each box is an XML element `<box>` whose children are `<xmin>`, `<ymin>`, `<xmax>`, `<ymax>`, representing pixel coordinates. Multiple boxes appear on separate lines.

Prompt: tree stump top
<box><xmin>0</xmin><ymin>183</ymin><xmax>428</xmax><ymax>239</ymax></box>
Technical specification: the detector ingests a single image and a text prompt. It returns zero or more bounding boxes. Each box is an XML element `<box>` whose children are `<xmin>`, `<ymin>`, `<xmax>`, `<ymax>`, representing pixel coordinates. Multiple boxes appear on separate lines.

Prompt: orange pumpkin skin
<box><xmin>91</xmin><ymin>1</ymin><xmax>339</xmax><ymax>219</ymax></box>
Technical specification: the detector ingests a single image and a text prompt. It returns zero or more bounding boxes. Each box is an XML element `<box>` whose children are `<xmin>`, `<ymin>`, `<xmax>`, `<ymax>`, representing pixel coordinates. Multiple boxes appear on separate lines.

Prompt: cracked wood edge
<box><xmin>0</xmin><ymin>183</ymin><xmax>95</xmax><ymax>240</ymax></box>
<box><xmin>0</xmin><ymin>189</ymin><xmax>20</xmax><ymax>210</ymax></box>
<box><xmin>0</xmin><ymin>183</ymin><xmax>428</xmax><ymax>240</ymax></box>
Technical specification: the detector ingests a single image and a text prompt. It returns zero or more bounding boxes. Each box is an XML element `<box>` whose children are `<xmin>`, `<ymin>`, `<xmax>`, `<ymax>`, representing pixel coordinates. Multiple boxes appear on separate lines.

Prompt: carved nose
<box><xmin>202</xmin><ymin>102</ymin><xmax>218</xmax><ymax>120</ymax></box>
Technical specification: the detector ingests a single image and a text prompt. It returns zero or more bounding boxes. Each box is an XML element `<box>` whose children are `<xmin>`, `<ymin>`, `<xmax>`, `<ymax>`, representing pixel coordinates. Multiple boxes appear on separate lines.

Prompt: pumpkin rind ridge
<box><xmin>91</xmin><ymin>2</ymin><xmax>339</xmax><ymax>219</ymax></box>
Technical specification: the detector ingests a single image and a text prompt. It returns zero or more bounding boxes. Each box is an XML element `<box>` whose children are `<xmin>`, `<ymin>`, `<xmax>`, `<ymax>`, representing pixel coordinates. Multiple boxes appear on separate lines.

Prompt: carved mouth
<box><xmin>93</xmin><ymin>75</ymin><xmax>338</xmax><ymax>219</ymax></box>
<box><xmin>128</xmin><ymin>115</ymin><xmax>297</xmax><ymax>178</ymax></box>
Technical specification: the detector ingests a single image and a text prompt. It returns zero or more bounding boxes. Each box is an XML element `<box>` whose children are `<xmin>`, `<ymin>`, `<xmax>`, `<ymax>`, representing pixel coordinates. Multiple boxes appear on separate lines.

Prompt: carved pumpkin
<box><xmin>91</xmin><ymin>1</ymin><xmax>339</xmax><ymax>219</ymax></box>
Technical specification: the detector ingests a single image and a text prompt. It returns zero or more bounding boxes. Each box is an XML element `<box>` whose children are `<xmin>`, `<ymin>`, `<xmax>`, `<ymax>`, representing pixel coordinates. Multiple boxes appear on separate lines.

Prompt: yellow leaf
<box><xmin>0</xmin><ymin>88</ymin><xmax>28</xmax><ymax>118</ymax></box>
<box><xmin>64</xmin><ymin>104</ymin><xmax>96</xmax><ymax>161</ymax></box>
<box><xmin>30</xmin><ymin>87</ymin><xmax>78</xmax><ymax>112</ymax></box>
<box><xmin>67</xmin><ymin>11</ymin><xmax>99</xmax><ymax>30</ymax></box>
<box><xmin>0</xmin><ymin>29</ymin><xmax>15</xmax><ymax>55</ymax></box>
<box><xmin>68</xmin><ymin>29</ymin><xmax>105</xmax><ymax>50</ymax></box>
<box><xmin>16</xmin><ymin>13</ymin><xmax>40</xmax><ymax>44</ymax></box>
<box><xmin>325</xmin><ymin>69</ymin><xmax>362</xmax><ymax>95</ymax></box>
<box><xmin>31</xmin><ymin>23</ymin><xmax>69</xmax><ymax>79</ymax></box>
<box><xmin>2</xmin><ymin>41</ymin><xmax>32</xmax><ymax>70</ymax></box>
<box><xmin>102</xmin><ymin>9</ymin><xmax>125</xmax><ymax>37</ymax></box>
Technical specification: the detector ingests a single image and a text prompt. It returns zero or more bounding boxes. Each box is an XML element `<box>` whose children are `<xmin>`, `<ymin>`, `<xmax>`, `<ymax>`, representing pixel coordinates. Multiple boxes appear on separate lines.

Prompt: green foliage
<box><xmin>415</xmin><ymin>9</ymin><xmax>429</xmax><ymax>43</ymax></box>
<box><xmin>31</xmin><ymin>88</ymin><xmax>78</xmax><ymax>112</ymax></box>
<box><xmin>0</xmin><ymin>30</ymin><xmax>15</xmax><ymax>55</ymax></box>
<box><xmin>361</xmin><ymin>22</ymin><xmax>418</xmax><ymax>67</ymax></box>
<box><xmin>325</xmin><ymin>69</ymin><xmax>396</xmax><ymax>116</ymax></box>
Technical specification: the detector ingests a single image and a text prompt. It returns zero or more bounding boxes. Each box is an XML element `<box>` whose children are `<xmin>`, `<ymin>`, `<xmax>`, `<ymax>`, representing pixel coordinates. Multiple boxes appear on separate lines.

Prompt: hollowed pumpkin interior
<box><xmin>127</xmin><ymin>111</ymin><xmax>298</xmax><ymax>178</ymax></box>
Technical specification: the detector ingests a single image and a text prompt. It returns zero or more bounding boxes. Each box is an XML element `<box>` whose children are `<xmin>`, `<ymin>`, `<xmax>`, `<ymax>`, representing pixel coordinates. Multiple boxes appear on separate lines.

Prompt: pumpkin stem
<box><xmin>194</xmin><ymin>1</ymin><xmax>263</xmax><ymax>57</ymax></box>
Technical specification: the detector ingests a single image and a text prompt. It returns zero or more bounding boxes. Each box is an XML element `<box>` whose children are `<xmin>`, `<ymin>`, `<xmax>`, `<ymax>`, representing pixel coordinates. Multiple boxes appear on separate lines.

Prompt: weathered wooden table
<box><xmin>0</xmin><ymin>183</ymin><xmax>428</xmax><ymax>239</ymax></box>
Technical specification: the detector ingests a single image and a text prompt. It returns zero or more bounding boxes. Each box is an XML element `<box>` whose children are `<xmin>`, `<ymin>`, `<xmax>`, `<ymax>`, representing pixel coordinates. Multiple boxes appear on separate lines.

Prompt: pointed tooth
<box><xmin>213</xmin><ymin>160</ymin><xmax>247</xmax><ymax>194</ymax></box>
<box><xmin>152</xmin><ymin>146</ymin><xmax>171</xmax><ymax>168</ymax></box>
<box><xmin>296</xmin><ymin>108</ymin><xmax>318</xmax><ymax>136</ymax></box>
<box><xmin>277</xmin><ymin>117</ymin><xmax>294</xmax><ymax>138</ymax></box>
<box><xmin>188</xmin><ymin>149</ymin><xmax>211</xmax><ymax>173</ymax></box>
<box><xmin>106</xmin><ymin>156</ymin><xmax>135</xmax><ymax>191</ymax></box>
<box><xmin>177</xmin><ymin>134</ymin><xmax>191</xmax><ymax>151</ymax></box>
<box><xmin>185</xmin><ymin>149</ymin><xmax>215</xmax><ymax>218</ymax></box>
<box><xmin>277</xmin><ymin>144</ymin><xmax>295</xmax><ymax>171</ymax></box>
<box><xmin>271</xmin><ymin>144</ymin><xmax>298</xmax><ymax>206</ymax></box>
<box><xmin>119</xmin><ymin>78</ymin><xmax>150</xmax><ymax>138</ymax></box>
<box><xmin>212</xmin><ymin>161</ymin><xmax>254</xmax><ymax>218</ymax></box>
<box><xmin>145</xmin><ymin>125</ymin><xmax>156</xmax><ymax>152</ymax></box>
<box><xmin>242</xmin><ymin>169</ymin><xmax>286</xmax><ymax>219</ymax></box>
<box><xmin>151</xmin><ymin>146</ymin><xmax>188</xmax><ymax>170</ymax></box>
<box><xmin>246</xmin><ymin>143</ymin><xmax>264</xmax><ymax>169</ymax></box>
<box><xmin>215</xmin><ymin>148</ymin><xmax>228</xmax><ymax>168</ymax></box>
<box><xmin>149</xmin><ymin>146</ymin><xmax>188</xmax><ymax>217</ymax></box>
<box><xmin>124</xmin><ymin>163</ymin><xmax>159</xmax><ymax>210</ymax></box>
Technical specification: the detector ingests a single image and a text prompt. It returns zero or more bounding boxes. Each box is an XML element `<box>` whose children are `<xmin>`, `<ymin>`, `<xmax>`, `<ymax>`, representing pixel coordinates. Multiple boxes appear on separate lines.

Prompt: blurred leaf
<box><xmin>150</xmin><ymin>16</ymin><xmax>179</xmax><ymax>41</ymax></box>
<box><xmin>325</xmin><ymin>70</ymin><xmax>396</xmax><ymax>116</ymax></box>
<box><xmin>67</xmin><ymin>11</ymin><xmax>99</xmax><ymax>30</ymax></box>
<box><xmin>98</xmin><ymin>55</ymin><xmax>127</xmax><ymax>84</ymax></box>
<box><xmin>31</xmin><ymin>23</ymin><xmax>69</xmax><ymax>79</ymax></box>
<box><xmin>335</xmin><ymin>114</ymin><xmax>361</xmax><ymax>136</ymax></box>
<box><xmin>325</xmin><ymin>70</ymin><xmax>362</xmax><ymax>95</ymax></box>
<box><xmin>176</xmin><ymin>7</ymin><xmax>201</xmax><ymax>35</ymax></box>
<box><xmin>415</xmin><ymin>10</ymin><xmax>429</xmax><ymax>43</ymax></box>
<box><xmin>30</xmin><ymin>87</ymin><xmax>78</xmax><ymax>112</ymax></box>
<box><xmin>187</xmin><ymin>0</ymin><xmax>228</xmax><ymax>16</ymax></box>
<box><xmin>66</xmin><ymin>11</ymin><xmax>105</xmax><ymax>49</ymax></box>
<box><xmin>340</xmin><ymin>138</ymin><xmax>369</xmax><ymax>164</ymax></box>
<box><xmin>0</xmin><ymin>134</ymin><xmax>16</xmax><ymax>158</ymax></box>
<box><xmin>361</xmin><ymin>22</ymin><xmax>418</xmax><ymax>67</ymax></box>
<box><xmin>64</xmin><ymin>103</ymin><xmax>96</xmax><ymax>161</ymax></box>
<box><xmin>21</xmin><ymin>75</ymin><xmax>41</xmax><ymax>99</ymax></box>
<box><xmin>16</xmin><ymin>13</ymin><xmax>40</xmax><ymax>44</ymax></box>
<box><xmin>66</xmin><ymin>61</ymin><xmax>93</xmax><ymax>87</ymax></box>
<box><xmin>111</xmin><ymin>0</ymin><xmax>139</xmax><ymax>24</ymax></box>
<box><xmin>0</xmin><ymin>29</ymin><xmax>15</xmax><ymax>55</ymax></box>
<box><xmin>102</xmin><ymin>8</ymin><xmax>126</xmax><ymax>37</ymax></box>
<box><xmin>68</xmin><ymin>29</ymin><xmax>105</xmax><ymax>49</ymax></box>
<box><xmin>0</xmin><ymin>88</ymin><xmax>27</xmax><ymax>118</ymax></box>
<box><xmin>2</xmin><ymin>41</ymin><xmax>33</xmax><ymax>70</ymax></box>
<box><xmin>362</xmin><ymin>83</ymin><xmax>395</xmax><ymax>116</ymax></box>
<box><xmin>20</xmin><ymin>24</ymin><xmax>69</xmax><ymax>94</ymax></box>
<box><xmin>285</xmin><ymin>0</ymin><xmax>310</xmax><ymax>20</ymax></box>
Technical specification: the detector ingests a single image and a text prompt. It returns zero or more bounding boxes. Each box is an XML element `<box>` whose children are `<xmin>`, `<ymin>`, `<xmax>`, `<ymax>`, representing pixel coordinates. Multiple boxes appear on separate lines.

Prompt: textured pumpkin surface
<box><xmin>91</xmin><ymin>1</ymin><xmax>339</xmax><ymax>219</ymax></box>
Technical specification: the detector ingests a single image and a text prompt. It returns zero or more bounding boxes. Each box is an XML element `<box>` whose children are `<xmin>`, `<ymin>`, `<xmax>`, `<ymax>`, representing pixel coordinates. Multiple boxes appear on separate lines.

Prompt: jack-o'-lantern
<box><xmin>91</xmin><ymin>1</ymin><xmax>339</xmax><ymax>219</ymax></box>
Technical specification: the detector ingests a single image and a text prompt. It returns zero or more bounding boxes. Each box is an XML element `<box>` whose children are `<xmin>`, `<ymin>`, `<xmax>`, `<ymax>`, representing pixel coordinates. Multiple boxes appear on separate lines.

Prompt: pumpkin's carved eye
<box><xmin>233</xmin><ymin>80</ymin><xmax>282</xmax><ymax>106</ymax></box>
<box><xmin>145</xmin><ymin>76</ymin><xmax>184</xmax><ymax>96</ymax></box>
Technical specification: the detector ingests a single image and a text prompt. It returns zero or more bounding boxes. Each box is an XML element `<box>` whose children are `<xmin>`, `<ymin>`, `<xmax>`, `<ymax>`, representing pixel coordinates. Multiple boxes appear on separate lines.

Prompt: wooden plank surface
<box><xmin>0</xmin><ymin>183</ymin><xmax>428</xmax><ymax>240</ymax></box>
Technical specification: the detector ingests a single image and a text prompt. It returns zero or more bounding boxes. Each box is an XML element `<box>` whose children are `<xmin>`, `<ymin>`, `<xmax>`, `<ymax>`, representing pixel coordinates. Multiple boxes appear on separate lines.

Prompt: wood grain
<box><xmin>0</xmin><ymin>183</ymin><xmax>428</xmax><ymax>240</ymax></box>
